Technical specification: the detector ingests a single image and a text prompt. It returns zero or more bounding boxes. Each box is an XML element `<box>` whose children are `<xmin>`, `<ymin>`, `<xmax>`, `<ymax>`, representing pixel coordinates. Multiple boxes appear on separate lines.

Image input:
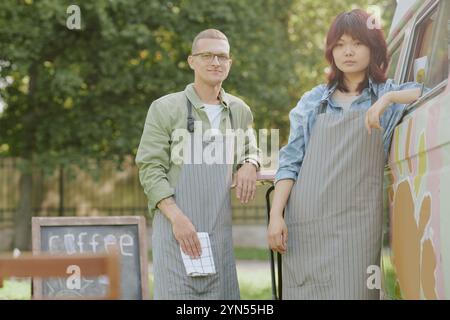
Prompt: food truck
<box><xmin>381</xmin><ymin>0</ymin><xmax>450</xmax><ymax>299</ymax></box>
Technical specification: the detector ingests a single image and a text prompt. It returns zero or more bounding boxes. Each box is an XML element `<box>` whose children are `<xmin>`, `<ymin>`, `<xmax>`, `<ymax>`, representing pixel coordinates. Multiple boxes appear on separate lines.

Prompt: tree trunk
<box><xmin>13</xmin><ymin>165</ymin><xmax>33</xmax><ymax>250</ymax></box>
<box><xmin>12</xmin><ymin>63</ymin><xmax>38</xmax><ymax>250</ymax></box>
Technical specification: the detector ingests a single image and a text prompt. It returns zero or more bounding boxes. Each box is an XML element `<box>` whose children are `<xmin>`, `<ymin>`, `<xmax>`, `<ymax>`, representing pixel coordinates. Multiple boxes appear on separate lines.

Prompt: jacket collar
<box><xmin>320</xmin><ymin>77</ymin><xmax>379</xmax><ymax>103</ymax></box>
<box><xmin>185</xmin><ymin>83</ymin><xmax>230</xmax><ymax>110</ymax></box>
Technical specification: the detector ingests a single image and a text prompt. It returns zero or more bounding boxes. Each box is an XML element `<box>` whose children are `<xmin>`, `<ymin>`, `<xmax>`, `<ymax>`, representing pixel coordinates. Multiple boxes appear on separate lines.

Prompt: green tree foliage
<box><xmin>0</xmin><ymin>0</ymin><xmax>397</xmax><ymax>163</ymax></box>
<box><xmin>0</xmin><ymin>0</ymin><xmax>297</xmax><ymax>168</ymax></box>
<box><xmin>0</xmin><ymin>0</ymin><xmax>396</xmax><ymax>248</ymax></box>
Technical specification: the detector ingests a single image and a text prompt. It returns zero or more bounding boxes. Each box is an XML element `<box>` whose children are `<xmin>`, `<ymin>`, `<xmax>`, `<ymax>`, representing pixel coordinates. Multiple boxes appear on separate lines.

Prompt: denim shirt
<box><xmin>275</xmin><ymin>78</ymin><xmax>423</xmax><ymax>183</ymax></box>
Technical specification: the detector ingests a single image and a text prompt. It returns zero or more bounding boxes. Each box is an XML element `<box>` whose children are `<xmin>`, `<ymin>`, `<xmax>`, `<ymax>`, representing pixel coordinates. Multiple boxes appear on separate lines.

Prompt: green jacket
<box><xmin>136</xmin><ymin>83</ymin><xmax>260</xmax><ymax>218</ymax></box>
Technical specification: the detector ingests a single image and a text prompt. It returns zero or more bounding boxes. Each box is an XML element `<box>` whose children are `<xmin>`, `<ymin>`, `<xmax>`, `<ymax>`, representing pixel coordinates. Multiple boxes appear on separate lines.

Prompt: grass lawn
<box><xmin>234</xmin><ymin>247</ymin><xmax>270</xmax><ymax>261</ymax></box>
<box><xmin>234</xmin><ymin>247</ymin><xmax>272</xmax><ymax>299</ymax></box>
<box><xmin>0</xmin><ymin>279</ymin><xmax>31</xmax><ymax>300</ymax></box>
<box><xmin>238</xmin><ymin>267</ymin><xmax>272</xmax><ymax>300</ymax></box>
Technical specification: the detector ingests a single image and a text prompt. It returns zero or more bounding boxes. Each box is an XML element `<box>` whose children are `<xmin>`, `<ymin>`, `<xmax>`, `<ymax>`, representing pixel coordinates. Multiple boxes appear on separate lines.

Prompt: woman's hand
<box><xmin>365</xmin><ymin>87</ymin><xmax>422</xmax><ymax>135</ymax></box>
<box><xmin>365</xmin><ymin>92</ymin><xmax>392</xmax><ymax>135</ymax></box>
<box><xmin>267</xmin><ymin>214</ymin><xmax>288</xmax><ymax>254</ymax></box>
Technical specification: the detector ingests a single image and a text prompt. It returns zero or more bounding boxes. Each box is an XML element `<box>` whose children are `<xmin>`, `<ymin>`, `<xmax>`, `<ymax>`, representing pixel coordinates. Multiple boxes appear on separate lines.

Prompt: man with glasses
<box><xmin>136</xmin><ymin>29</ymin><xmax>260</xmax><ymax>299</ymax></box>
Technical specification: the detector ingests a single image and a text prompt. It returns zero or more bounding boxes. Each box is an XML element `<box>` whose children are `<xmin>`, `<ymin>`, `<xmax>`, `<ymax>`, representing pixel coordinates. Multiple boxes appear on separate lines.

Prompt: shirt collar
<box><xmin>320</xmin><ymin>77</ymin><xmax>379</xmax><ymax>102</ymax></box>
<box><xmin>321</xmin><ymin>83</ymin><xmax>338</xmax><ymax>102</ymax></box>
<box><xmin>185</xmin><ymin>83</ymin><xmax>230</xmax><ymax>110</ymax></box>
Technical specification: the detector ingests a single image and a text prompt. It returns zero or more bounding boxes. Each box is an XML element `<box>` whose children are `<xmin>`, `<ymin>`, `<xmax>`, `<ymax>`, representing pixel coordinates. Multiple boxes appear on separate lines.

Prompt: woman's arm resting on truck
<box><xmin>365</xmin><ymin>87</ymin><xmax>422</xmax><ymax>134</ymax></box>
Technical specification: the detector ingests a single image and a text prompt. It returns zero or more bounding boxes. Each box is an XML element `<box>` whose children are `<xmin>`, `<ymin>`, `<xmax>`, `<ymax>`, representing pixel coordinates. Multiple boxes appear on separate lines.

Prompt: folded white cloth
<box><xmin>180</xmin><ymin>232</ymin><xmax>216</xmax><ymax>277</ymax></box>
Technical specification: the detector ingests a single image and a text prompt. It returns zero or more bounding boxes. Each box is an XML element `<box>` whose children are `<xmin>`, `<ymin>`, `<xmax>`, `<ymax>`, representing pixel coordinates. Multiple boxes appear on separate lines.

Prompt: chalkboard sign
<box><xmin>32</xmin><ymin>216</ymin><xmax>149</xmax><ymax>299</ymax></box>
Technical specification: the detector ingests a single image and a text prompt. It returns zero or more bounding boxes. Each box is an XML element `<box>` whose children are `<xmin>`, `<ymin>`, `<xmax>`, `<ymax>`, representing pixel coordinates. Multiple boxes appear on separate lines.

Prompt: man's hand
<box><xmin>365</xmin><ymin>92</ymin><xmax>392</xmax><ymax>135</ymax></box>
<box><xmin>157</xmin><ymin>197</ymin><xmax>201</xmax><ymax>258</ymax></box>
<box><xmin>232</xmin><ymin>163</ymin><xmax>257</xmax><ymax>204</ymax></box>
<box><xmin>171</xmin><ymin>212</ymin><xmax>202</xmax><ymax>258</ymax></box>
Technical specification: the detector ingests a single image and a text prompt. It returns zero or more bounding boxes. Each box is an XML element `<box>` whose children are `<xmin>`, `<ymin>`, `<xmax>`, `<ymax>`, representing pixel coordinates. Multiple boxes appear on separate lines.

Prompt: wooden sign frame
<box><xmin>32</xmin><ymin>216</ymin><xmax>149</xmax><ymax>300</ymax></box>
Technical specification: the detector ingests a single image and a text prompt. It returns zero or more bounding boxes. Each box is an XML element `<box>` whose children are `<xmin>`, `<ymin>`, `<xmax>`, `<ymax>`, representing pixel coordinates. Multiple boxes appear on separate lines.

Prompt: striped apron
<box><xmin>152</xmin><ymin>101</ymin><xmax>239</xmax><ymax>300</ymax></box>
<box><xmin>283</xmin><ymin>103</ymin><xmax>385</xmax><ymax>300</ymax></box>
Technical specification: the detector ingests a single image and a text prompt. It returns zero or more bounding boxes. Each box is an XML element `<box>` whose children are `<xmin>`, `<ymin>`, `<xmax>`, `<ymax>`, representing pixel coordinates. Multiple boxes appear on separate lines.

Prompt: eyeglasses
<box><xmin>191</xmin><ymin>52</ymin><xmax>231</xmax><ymax>64</ymax></box>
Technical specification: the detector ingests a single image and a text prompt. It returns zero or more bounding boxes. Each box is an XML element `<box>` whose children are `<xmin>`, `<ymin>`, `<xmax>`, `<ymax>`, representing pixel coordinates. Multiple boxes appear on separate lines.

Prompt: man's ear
<box><xmin>187</xmin><ymin>56</ymin><xmax>195</xmax><ymax>70</ymax></box>
<box><xmin>228</xmin><ymin>58</ymin><xmax>233</xmax><ymax>69</ymax></box>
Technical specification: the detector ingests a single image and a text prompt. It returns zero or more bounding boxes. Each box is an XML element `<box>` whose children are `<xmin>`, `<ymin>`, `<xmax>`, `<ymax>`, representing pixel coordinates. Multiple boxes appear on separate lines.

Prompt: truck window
<box><xmin>405</xmin><ymin>0</ymin><xmax>449</xmax><ymax>88</ymax></box>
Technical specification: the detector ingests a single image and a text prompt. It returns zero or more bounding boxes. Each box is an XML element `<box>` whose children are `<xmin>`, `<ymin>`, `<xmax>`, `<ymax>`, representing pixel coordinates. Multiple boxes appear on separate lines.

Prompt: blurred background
<box><xmin>0</xmin><ymin>0</ymin><xmax>398</xmax><ymax>299</ymax></box>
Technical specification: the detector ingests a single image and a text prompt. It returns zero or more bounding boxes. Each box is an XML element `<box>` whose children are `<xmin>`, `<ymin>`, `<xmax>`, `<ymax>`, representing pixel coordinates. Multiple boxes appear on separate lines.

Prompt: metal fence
<box><xmin>0</xmin><ymin>157</ymin><xmax>268</xmax><ymax>226</ymax></box>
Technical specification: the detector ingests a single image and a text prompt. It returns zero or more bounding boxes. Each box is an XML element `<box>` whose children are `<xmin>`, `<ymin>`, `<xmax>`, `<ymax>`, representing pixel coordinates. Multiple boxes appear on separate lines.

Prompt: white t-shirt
<box><xmin>203</xmin><ymin>104</ymin><xmax>223</xmax><ymax>130</ymax></box>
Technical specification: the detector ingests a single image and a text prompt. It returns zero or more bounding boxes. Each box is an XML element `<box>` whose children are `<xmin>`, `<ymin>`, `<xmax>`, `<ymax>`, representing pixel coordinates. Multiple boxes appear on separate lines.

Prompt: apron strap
<box><xmin>228</xmin><ymin>107</ymin><xmax>234</xmax><ymax>130</ymax></box>
<box><xmin>318</xmin><ymin>84</ymin><xmax>379</xmax><ymax>115</ymax></box>
<box><xmin>187</xmin><ymin>98</ymin><xmax>195</xmax><ymax>133</ymax></box>
<box><xmin>318</xmin><ymin>100</ymin><xmax>328</xmax><ymax>114</ymax></box>
<box><xmin>186</xmin><ymin>97</ymin><xmax>234</xmax><ymax>132</ymax></box>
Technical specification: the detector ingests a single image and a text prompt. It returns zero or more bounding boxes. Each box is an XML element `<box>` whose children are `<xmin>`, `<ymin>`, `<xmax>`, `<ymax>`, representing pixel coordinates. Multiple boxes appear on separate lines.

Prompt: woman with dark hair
<box><xmin>267</xmin><ymin>9</ymin><xmax>424</xmax><ymax>300</ymax></box>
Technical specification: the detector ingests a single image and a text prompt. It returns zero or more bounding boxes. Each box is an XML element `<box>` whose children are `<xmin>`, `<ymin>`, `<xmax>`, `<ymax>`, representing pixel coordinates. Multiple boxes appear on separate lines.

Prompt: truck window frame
<box><xmin>387</xmin><ymin>36</ymin><xmax>405</xmax><ymax>81</ymax></box>
<box><xmin>400</xmin><ymin>0</ymin><xmax>449</xmax><ymax>117</ymax></box>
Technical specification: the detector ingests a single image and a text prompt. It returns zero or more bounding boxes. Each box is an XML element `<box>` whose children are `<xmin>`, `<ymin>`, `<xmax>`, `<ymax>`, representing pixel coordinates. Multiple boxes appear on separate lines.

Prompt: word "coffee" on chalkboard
<box><xmin>32</xmin><ymin>216</ymin><xmax>149</xmax><ymax>300</ymax></box>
